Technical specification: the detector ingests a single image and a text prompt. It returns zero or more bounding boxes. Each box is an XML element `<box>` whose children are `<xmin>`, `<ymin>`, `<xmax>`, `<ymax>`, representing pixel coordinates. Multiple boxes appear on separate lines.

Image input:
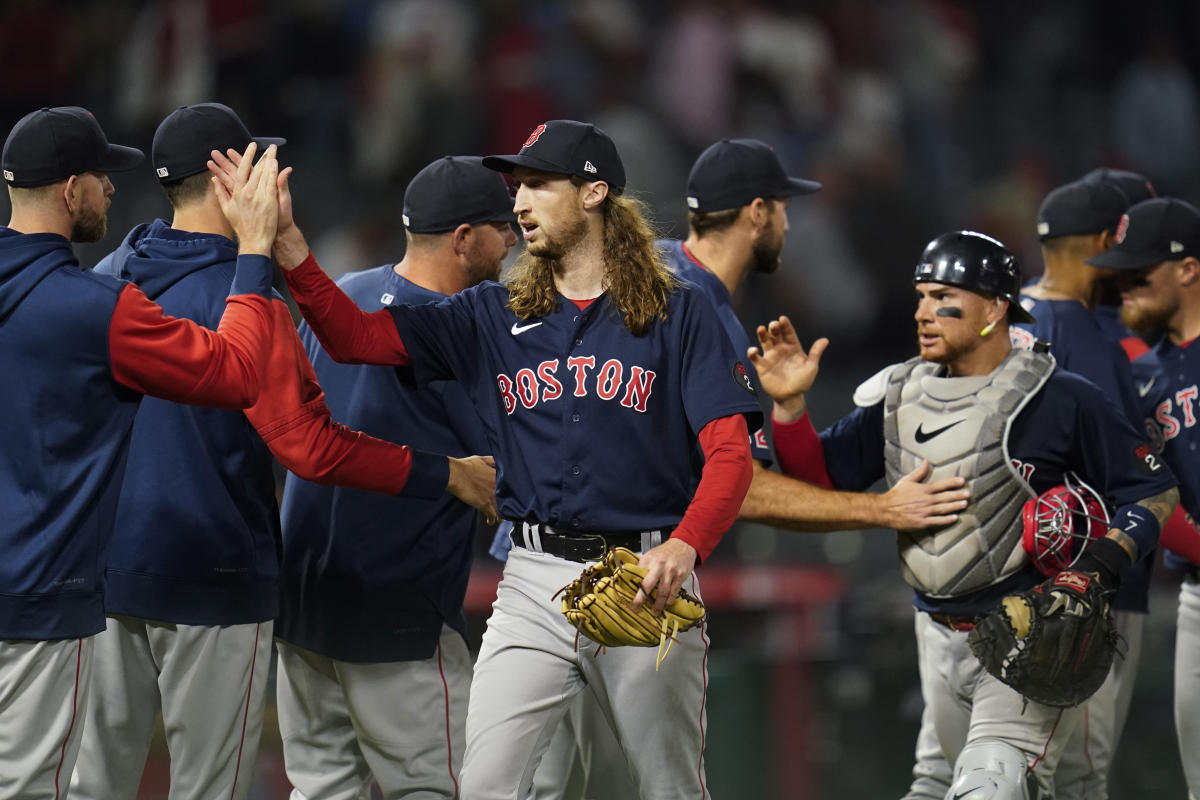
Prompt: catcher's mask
<box><xmin>1022</xmin><ymin>474</ymin><xmax>1110</xmax><ymax>577</ymax></box>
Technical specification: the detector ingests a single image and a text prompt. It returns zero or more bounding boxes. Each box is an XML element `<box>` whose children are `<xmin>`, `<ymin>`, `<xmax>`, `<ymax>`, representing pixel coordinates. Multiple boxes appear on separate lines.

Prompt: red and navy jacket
<box><xmin>278</xmin><ymin>266</ymin><xmax>491</xmax><ymax>662</ymax></box>
<box><xmin>0</xmin><ymin>225</ymin><xmax>274</xmax><ymax>640</ymax></box>
<box><xmin>96</xmin><ymin>221</ymin><xmax>446</xmax><ymax>627</ymax></box>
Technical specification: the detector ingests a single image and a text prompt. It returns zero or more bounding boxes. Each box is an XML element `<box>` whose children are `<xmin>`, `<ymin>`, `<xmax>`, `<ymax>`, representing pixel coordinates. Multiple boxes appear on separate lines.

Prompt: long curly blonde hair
<box><xmin>506</xmin><ymin>191</ymin><xmax>678</xmax><ymax>336</ymax></box>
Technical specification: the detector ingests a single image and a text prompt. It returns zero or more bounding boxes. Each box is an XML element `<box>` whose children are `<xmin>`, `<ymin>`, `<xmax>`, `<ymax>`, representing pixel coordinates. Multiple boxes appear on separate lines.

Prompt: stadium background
<box><xmin>3</xmin><ymin>0</ymin><xmax>1198</xmax><ymax>796</ymax></box>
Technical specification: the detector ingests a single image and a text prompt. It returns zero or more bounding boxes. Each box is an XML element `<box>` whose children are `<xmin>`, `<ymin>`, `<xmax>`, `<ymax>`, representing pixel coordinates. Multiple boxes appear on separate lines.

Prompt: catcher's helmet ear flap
<box><xmin>914</xmin><ymin>231</ymin><xmax>1035</xmax><ymax>323</ymax></box>
<box><xmin>1022</xmin><ymin>474</ymin><xmax>1111</xmax><ymax>578</ymax></box>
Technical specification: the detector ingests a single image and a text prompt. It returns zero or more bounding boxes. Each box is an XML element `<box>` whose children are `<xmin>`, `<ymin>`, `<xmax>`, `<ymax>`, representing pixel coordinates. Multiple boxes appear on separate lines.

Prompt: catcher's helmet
<box><xmin>1021</xmin><ymin>473</ymin><xmax>1111</xmax><ymax>578</ymax></box>
<box><xmin>914</xmin><ymin>231</ymin><xmax>1035</xmax><ymax>323</ymax></box>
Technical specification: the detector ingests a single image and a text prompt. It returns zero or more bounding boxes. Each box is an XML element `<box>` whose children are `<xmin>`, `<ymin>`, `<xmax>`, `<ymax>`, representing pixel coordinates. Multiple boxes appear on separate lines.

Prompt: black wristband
<box><xmin>1073</xmin><ymin>536</ymin><xmax>1133</xmax><ymax>591</ymax></box>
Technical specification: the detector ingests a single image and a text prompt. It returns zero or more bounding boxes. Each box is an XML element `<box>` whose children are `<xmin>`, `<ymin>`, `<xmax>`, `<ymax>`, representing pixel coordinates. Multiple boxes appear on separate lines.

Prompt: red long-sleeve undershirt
<box><xmin>674</xmin><ymin>414</ymin><xmax>754</xmax><ymax>562</ymax></box>
<box><xmin>283</xmin><ymin>252</ymin><xmax>410</xmax><ymax>365</ymax></box>
<box><xmin>244</xmin><ymin>299</ymin><xmax>444</xmax><ymax>497</ymax></box>
<box><xmin>771</xmin><ymin>411</ymin><xmax>834</xmax><ymax>488</ymax></box>
<box><xmin>108</xmin><ymin>283</ymin><xmax>272</xmax><ymax>408</ymax></box>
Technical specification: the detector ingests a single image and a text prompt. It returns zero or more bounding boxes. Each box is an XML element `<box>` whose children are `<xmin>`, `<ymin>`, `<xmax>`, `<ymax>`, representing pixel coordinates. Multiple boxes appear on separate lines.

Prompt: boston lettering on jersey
<box><xmin>495</xmin><ymin>357</ymin><xmax>656</xmax><ymax>414</ymax></box>
<box><xmin>1153</xmin><ymin>385</ymin><xmax>1200</xmax><ymax>440</ymax></box>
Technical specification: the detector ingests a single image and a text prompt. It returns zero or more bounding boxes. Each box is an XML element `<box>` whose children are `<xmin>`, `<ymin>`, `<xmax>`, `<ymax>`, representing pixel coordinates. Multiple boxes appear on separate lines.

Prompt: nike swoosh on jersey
<box><xmin>914</xmin><ymin>418</ymin><xmax>966</xmax><ymax>444</ymax></box>
<box><xmin>1138</xmin><ymin>377</ymin><xmax>1157</xmax><ymax>397</ymax></box>
<box><xmin>511</xmin><ymin>321</ymin><xmax>544</xmax><ymax>335</ymax></box>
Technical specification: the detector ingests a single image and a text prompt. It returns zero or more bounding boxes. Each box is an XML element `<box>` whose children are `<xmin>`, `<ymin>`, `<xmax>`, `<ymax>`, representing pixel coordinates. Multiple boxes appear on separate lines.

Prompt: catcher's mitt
<box><xmin>554</xmin><ymin>546</ymin><xmax>706</xmax><ymax>670</ymax></box>
<box><xmin>967</xmin><ymin>570</ymin><xmax>1120</xmax><ymax>708</ymax></box>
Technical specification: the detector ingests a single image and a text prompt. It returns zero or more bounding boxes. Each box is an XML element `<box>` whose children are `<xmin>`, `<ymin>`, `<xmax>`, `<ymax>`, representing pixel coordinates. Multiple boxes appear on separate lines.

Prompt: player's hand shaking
<box><xmin>447</xmin><ymin>455</ymin><xmax>499</xmax><ymax>525</ymax></box>
<box><xmin>748</xmin><ymin>315</ymin><xmax>829</xmax><ymax>423</ymax></box>
<box><xmin>633</xmin><ymin>537</ymin><xmax>698</xmax><ymax>616</ymax></box>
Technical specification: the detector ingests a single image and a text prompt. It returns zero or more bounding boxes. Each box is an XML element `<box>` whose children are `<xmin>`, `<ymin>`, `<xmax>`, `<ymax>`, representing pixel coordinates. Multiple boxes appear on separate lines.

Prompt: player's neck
<box><xmin>395</xmin><ymin>249</ymin><xmax>467</xmax><ymax>296</ymax></box>
<box><xmin>171</xmin><ymin>194</ymin><xmax>234</xmax><ymax>240</ymax></box>
<box><xmin>1169</xmin><ymin>298</ymin><xmax>1200</xmax><ymax>346</ymax></box>
<box><xmin>1027</xmin><ymin>259</ymin><xmax>1098</xmax><ymax>307</ymax></box>
<box><xmin>6</xmin><ymin>206</ymin><xmax>71</xmax><ymax>239</ymax></box>
<box><xmin>684</xmin><ymin>233</ymin><xmax>745</xmax><ymax>296</ymax></box>
<box><xmin>553</xmin><ymin>233</ymin><xmax>606</xmax><ymax>300</ymax></box>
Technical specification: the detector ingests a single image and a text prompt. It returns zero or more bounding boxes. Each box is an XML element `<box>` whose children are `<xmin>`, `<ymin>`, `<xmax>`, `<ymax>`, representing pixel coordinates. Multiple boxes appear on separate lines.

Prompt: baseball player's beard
<box><xmin>71</xmin><ymin>205</ymin><xmax>107</xmax><ymax>243</ymax></box>
<box><xmin>1120</xmin><ymin>297</ymin><xmax>1174</xmax><ymax>337</ymax></box>
<box><xmin>528</xmin><ymin>214</ymin><xmax>588</xmax><ymax>261</ymax></box>
<box><xmin>751</xmin><ymin>221</ymin><xmax>783</xmax><ymax>274</ymax></box>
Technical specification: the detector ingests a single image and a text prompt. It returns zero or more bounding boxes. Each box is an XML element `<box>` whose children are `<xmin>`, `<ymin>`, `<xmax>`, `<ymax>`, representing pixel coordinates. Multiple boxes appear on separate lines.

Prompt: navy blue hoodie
<box><xmin>0</xmin><ymin>228</ymin><xmax>142</xmax><ymax>638</ymax></box>
<box><xmin>95</xmin><ymin>220</ymin><xmax>279</xmax><ymax>624</ymax></box>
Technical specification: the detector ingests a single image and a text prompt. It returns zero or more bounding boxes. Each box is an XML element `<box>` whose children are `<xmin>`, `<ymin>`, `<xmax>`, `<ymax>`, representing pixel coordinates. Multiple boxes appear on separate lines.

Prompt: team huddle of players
<box><xmin>0</xmin><ymin>101</ymin><xmax>1196</xmax><ymax>800</ymax></box>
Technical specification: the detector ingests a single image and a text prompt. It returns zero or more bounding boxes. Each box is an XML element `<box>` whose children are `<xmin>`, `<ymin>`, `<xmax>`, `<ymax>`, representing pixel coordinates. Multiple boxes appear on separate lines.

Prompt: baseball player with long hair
<box><xmin>216</xmin><ymin>119</ymin><xmax>761</xmax><ymax>799</ymax></box>
<box><xmin>274</xmin><ymin>155</ymin><xmax>516</xmax><ymax>799</ymax></box>
<box><xmin>752</xmin><ymin>230</ymin><xmax>1177</xmax><ymax>799</ymax></box>
<box><xmin>0</xmin><ymin>106</ymin><xmax>279</xmax><ymax>799</ymax></box>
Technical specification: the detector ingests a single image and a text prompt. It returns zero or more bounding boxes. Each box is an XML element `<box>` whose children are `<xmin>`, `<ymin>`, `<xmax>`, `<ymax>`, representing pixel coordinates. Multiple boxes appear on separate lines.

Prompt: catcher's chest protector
<box><xmin>883</xmin><ymin>349</ymin><xmax>1055</xmax><ymax>597</ymax></box>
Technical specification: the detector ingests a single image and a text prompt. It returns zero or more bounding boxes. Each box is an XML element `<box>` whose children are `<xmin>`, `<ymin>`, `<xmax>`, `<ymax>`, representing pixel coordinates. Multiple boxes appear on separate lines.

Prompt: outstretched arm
<box><xmin>209</xmin><ymin>148</ymin><xmax>408</xmax><ymax>366</ymax></box>
<box><xmin>740</xmin><ymin>460</ymin><xmax>969</xmax><ymax>532</ymax></box>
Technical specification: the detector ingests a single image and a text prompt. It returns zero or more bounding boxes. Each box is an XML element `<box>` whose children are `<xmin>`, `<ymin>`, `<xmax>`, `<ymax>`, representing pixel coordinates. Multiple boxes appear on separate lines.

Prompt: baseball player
<box><xmin>0</xmin><ymin>107</ymin><xmax>278</xmax><ymax>799</ymax></box>
<box><xmin>1087</xmin><ymin>196</ymin><xmax>1200</xmax><ymax>800</ymax></box>
<box><xmin>273</xmin><ymin>155</ymin><xmax>516</xmax><ymax>799</ymax></box>
<box><xmin>903</xmin><ymin>172</ymin><xmax>1159</xmax><ymax>800</ymax></box>
<box><xmin>533</xmin><ymin>137</ymin><xmax>972</xmax><ymax>800</ymax></box>
<box><xmin>66</xmin><ymin>107</ymin><xmax>498</xmax><ymax>800</ymax></box>
<box><xmin>751</xmin><ymin>230</ymin><xmax>1177</xmax><ymax>799</ymax></box>
<box><xmin>234</xmin><ymin>119</ymin><xmax>762</xmax><ymax>799</ymax></box>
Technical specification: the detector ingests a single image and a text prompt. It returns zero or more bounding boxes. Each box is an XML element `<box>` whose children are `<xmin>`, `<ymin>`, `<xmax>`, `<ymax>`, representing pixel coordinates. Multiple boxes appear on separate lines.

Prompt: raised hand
<box><xmin>211</xmin><ymin>142</ymin><xmax>279</xmax><ymax>256</ymax></box>
<box><xmin>876</xmin><ymin>459</ymin><xmax>970</xmax><ymax>530</ymax></box>
<box><xmin>447</xmin><ymin>455</ymin><xmax>499</xmax><ymax>525</ymax></box>
<box><xmin>747</xmin><ymin>315</ymin><xmax>828</xmax><ymax>422</ymax></box>
<box><xmin>210</xmin><ymin>145</ymin><xmax>307</xmax><ymax>269</ymax></box>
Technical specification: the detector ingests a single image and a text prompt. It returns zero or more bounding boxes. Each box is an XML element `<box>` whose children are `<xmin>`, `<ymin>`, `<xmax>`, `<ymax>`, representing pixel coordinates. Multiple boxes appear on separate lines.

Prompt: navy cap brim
<box><xmin>252</xmin><ymin>136</ymin><xmax>287</xmax><ymax>148</ymax></box>
<box><xmin>95</xmin><ymin>144</ymin><xmax>145</xmax><ymax>173</ymax></box>
<box><xmin>1085</xmin><ymin>248</ymin><xmax>1169</xmax><ymax>271</ymax></box>
<box><xmin>780</xmin><ymin>176</ymin><xmax>822</xmax><ymax>195</ymax></box>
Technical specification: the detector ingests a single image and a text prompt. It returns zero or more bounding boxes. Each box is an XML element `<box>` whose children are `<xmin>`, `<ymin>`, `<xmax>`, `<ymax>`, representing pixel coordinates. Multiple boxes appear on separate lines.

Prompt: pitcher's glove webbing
<box><xmin>555</xmin><ymin>546</ymin><xmax>706</xmax><ymax>670</ymax></box>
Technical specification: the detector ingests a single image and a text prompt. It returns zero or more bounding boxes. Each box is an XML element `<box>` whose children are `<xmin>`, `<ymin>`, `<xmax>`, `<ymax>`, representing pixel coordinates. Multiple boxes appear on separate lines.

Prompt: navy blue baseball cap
<box><xmin>1086</xmin><ymin>198</ymin><xmax>1200</xmax><ymax>270</ymax></box>
<box><xmin>403</xmin><ymin>155</ymin><xmax>517</xmax><ymax>233</ymax></box>
<box><xmin>1036</xmin><ymin>179</ymin><xmax>1129</xmax><ymax>241</ymax></box>
<box><xmin>1081</xmin><ymin>167</ymin><xmax>1156</xmax><ymax>206</ymax></box>
<box><xmin>153</xmin><ymin>103</ymin><xmax>285</xmax><ymax>183</ymax></box>
<box><xmin>2</xmin><ymin>106</ymin><xmax>144</xmax><ymax>187</ymax></box>
<box><xmin>483</xmin><ymin>120</ymin><xmax>626</xmax><ymax>194</ymax></box>
<box><xmin>686</xmin><ymin>139</ymin><xmax>821</xmax><ymax>213</ymax></box>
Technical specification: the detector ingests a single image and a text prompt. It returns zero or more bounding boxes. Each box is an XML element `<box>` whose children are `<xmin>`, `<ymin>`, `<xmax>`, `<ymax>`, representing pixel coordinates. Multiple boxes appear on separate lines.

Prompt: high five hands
<box><xmin>747</xmin><ymin>315</ymin><xmax>828</xmax><ymax>423</ymax></box>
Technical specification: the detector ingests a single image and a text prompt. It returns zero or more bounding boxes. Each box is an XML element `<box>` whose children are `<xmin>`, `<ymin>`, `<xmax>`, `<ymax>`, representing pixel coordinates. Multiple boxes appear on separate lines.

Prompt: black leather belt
<box><xmin>510</xmin><ymin>521</ymin><xmax>670</xmax><ymax>563</ymax></box>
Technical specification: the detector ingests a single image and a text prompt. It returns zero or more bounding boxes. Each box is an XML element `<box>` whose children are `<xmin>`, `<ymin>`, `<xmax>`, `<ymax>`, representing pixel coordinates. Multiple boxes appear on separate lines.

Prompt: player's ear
<box><xmin>748</xmin><ymin>197</ymin><xmax>769</xmax><ymax>231</ymax></box>
<box><xmin>1178</xmin><ymin>257</ymin><xmax>1200</xmax><ymax>287</ymax></box>
<box><xmin>61</xmin><ymin>175</ymin><xmax>79</xmax><ymax>215</ymax></box>
<box><xmin>580</xmin><ymin>180</ymin><xmax>609</xmax><ymax>210</ymax></box>
<box><xmin>450</xmin><ymin>223</ymin><xmax>472</xmax><ymax>256</ymax></box>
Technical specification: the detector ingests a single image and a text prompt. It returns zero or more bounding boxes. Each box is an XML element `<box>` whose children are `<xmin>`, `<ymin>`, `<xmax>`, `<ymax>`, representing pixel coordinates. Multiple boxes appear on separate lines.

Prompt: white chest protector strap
<box><xmin>883</xmin><ymin>349</ymin><xmax>1055</xmax><ymax>597</ymax></box>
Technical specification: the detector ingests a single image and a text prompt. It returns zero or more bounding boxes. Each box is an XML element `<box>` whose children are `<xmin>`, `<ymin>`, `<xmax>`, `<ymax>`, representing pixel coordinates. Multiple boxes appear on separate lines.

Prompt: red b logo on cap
<box><xmin>523</xmin><ymin>124</ymin><xmax>547</xmax><ymax>149</ymax></box>
<box><xmin>1115</xmin><ymin>213</ymin><xmax>1129</xmax><ymax>244</ymax></box>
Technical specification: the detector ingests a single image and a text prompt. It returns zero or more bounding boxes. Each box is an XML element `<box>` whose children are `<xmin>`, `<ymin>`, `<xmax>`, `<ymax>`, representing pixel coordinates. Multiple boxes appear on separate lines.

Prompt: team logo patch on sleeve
<box><xmin>733</xmin><ymin>362</ymin><xmax>755</xmax><ymax>394</ymax></box>
<box><xmin>1133</xmin><ymin>442</ymin><xmax>1164</xmax><ymax>474</ymax></box>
